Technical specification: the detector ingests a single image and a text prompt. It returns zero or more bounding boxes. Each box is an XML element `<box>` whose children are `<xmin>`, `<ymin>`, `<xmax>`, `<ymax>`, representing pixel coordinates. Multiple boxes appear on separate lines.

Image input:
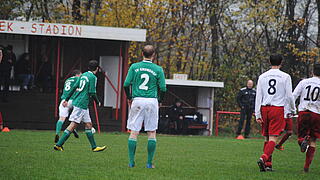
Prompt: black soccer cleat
<box><xmin>304</xmin><ymin>168</ymin><xmax>309</xmax><ymax>173</ymax></box>
<box><xmin>300</xmin><ymin>136</ymin><xmax>310</xmax><ymax>153</ymax></box>
<box><xmin>257</xmin><ymin>158</ymin><xmax>266</xmax><ymax>172</ymax></box>
<box><xmin>73</xmin><ymin>130</ymin><xmax>79</xmax><ymax>138</ymax></box>
<box><xmin>54</xmin><ymin>135</ymin><xmax>59</xmax><ymax>143</ymax></box>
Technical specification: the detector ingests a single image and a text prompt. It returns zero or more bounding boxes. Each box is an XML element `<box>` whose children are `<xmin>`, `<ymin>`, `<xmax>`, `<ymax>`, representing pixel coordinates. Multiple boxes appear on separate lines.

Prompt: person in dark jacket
<box><xmin>37</xmin><ymin>55</ymin><xmax>52</xmax><ymax>92</ymax></box>
<box><xmin>236</xmin><ymin>80</ymin><xmax>256</xmax><ymax>138</ymax></box>
<box><xmin>168</xmin><ymin>99</ymin><xmax>185</xmax><ymax>134</ymax></box>
<box><xmin>0</xmin><ymin>46</ymin><xmax>12</xmax><ymax>102</ymax></box>
<box><xmin>16</xmin><ymin>53</ymin><xmax>34</xmax><ymax>91</ymax></box>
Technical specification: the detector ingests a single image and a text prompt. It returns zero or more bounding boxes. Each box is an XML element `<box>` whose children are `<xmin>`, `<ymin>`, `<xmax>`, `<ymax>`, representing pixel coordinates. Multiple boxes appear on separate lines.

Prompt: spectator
<box><xmin>37</xmin><ymin>55</ymin><xmax>52</xmax><ymax>92</ymax></box>
<box><xmin>0</xmin><ymin>46</ymin><xmax>11</xmax><ymax>102</ymax></box>
<box><xmin>16</xmin><ymin>53</ymin><xmax>34</xmax><ymax>91</ymax></box>
<box><xmin>236</xmin><ymin>80</ymin><xmax>256</xmax><ymax>138</ymax></box>
<box><xmin>168</xmin><ymin>99</ymin><xmax>185</xmax><ymax>134</ymax></box>
<box><xmin>6</xmin><ymin>45</ymin><xmax>16</xmax><ymax>77</ymax></box>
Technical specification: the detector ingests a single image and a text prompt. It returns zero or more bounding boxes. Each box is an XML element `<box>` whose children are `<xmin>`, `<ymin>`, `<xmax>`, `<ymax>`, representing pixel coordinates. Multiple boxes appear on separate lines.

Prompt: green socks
<box><xmin>55</xmin><ymin>120</ymin><xmax>64</xmax><ymax>135</ymax></box>
<box><xmin>85</xmin><ymin>129</ymin><xmax>97</xmax><ymax>149</ymax></box>
<box><xmin>56</xmin><ymin>129</ymin><xmax>71</xmax><ymax>146</ymax></box>
<box><xmin>128</xmin><ymin>138</ymin><xmax>137</xmax><ymax>165</ymax></box>
<box><xmin>147</xmin><ymin>138</ymin><xmax>157</xmax><ymax>165</ymax></box>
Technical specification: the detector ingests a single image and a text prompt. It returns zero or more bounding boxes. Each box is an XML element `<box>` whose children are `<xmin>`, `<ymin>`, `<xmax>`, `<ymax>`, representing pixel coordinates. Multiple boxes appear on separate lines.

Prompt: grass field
<box><xmin>0</xmin><ymin>130</ymin><xmax>319</xmax><ymax>180</ymax></box>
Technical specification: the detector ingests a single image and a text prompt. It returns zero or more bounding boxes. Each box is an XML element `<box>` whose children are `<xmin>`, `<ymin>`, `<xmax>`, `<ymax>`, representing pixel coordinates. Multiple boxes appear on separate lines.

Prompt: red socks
<box><xmin>263</xmin><ymin>141</ymin><xmax>272</xmax><ymax>167</ymax></box>
<box><xmin>304</xmin><ymin>146</ymin><xmax>316</xmax><ymax>169</ymax></box>
<box><xmin>261</xmin><ymin>141</ymin><xmax>276</xmax><ymax>162</ymax></box>
<box><xmin>278</xmin><ymin>133</ymin><xmax>291</xmax><ymax>146</ymax></box>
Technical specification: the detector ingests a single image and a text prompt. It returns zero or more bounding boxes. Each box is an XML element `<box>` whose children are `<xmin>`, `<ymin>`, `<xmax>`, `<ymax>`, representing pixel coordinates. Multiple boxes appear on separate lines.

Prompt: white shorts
<box><xmin>127</xmin><ymin>98</ymin><xmax>159</xmax><ymax>132</ymax></box>
<box><xmin>69</xmin><ymin>106</ymin><xmax>92</xmax><ymax>124</ymax></box>
<box><xmin>59</xmin><ymin>100</ymin><xmax>73</xmax><ymax>118</ymax></box>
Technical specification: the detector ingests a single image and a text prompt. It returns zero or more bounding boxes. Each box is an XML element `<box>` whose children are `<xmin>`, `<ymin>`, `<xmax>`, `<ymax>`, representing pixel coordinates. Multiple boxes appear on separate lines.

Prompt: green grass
<box><xmin>0</xmin><ymin>130</ymin><xmax>319</xmax><ymax>180</ymax></box>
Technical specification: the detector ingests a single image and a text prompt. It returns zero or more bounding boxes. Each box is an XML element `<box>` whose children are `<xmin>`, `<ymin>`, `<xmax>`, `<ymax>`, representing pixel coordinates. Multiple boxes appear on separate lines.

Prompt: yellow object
<box><xmin>92</xmin><ymin>146</ymin><xmax>107</xmax><ymax>152</ymax></box>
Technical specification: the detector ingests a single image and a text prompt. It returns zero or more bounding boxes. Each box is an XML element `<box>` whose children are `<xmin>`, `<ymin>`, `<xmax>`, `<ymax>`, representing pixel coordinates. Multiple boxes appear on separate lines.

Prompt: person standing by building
<box><xmin>0</xmin><ymin>46</ymin><xmax>11</xmax><ymax>102</ymax></box>
<box><xmin>236</xmin><ymin>80</ymin><xmax>256</xmax><ymax>139</ymax></box>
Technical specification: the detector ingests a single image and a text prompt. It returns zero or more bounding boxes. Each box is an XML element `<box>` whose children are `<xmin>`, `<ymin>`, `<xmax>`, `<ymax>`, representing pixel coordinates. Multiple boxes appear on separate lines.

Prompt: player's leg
<box><xmin>304</xmin><ymin>138</ymin><xmax>316</xmax><ymax>172</ymax></box>
<box><xmin>128</xmin><ymin>131</ymin><xmax>139</xmax><ymax>167</ymax></box>
<box><xmin>146</xmin><ymin>131</ymin><xmax>156</xmax><ymax>169</ymax></box>
<box><xmin>144</xmin><ymin>99</ymin><xmax>159</xmax><ymax>169</ymax></box>
<box><xmin>126</xmin><ymin>99</ymin><xmax>144</xmax><ymax>167</ymax></box>
<box><xmin>236</xmin><ymin>108</ymin><xmax>246</xmax><ymax>137</ymax></box>
<box><xmin>55</xmin><ymin>100</ymin><xmax>69</xmax><ymax>142</ymax></box>
<box><xmin>244</xmin><ymin>109</ymin><xmax>252</xmax><ymax>138</ymax></box>
<box><xmin>54</xmin><ymin>122</ymin><xmax>78</xmax><ymax>151</ymax></box>
<box><xmin>297</xmin><ymin>112</ymin><xmax>311</xmax><ymax>152</ymax></box>
<box><xmin>276</xmin><ymin>118</ymin><xmax>293</xmax><ymax>150</ymax></box>
<box><xmin>68</xmin><ymin>101</ymin><xmax>79</xmax><ymax>139</ymax></box>
<box><xmin>83</xmin><ymin>109</ymin><xmax>106</xmax><ymax>152</ymax></box>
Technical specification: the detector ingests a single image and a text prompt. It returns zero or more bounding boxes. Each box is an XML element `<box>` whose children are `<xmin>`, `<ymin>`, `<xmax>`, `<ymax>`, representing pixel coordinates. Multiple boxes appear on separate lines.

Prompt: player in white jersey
<box><xmin>255</xmin><ymin>54</ymin><xmax>295</xmax><ymax>172</ymax></box>
<box><xmin>292</xmin><ymin>64</ymin><xmax>320</xmax><ymax>173</ymax></box>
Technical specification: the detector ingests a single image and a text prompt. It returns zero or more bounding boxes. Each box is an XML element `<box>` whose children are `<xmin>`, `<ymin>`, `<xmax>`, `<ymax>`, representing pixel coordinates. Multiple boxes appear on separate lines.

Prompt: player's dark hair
<box><xmin>142</xmin><ymin>45</ymin><xmax>155</xmax><ymax>58</ymax></box>
<box><xmin>269</xmin><ymin>54</ymin><xmax>283</xmax><ymax>66</ymax></box>
<box><xmin>313</xmin><ymin>64</ymin><xmax>320</xmax><ymax>76</ymax></box>
<box><xmin>88</xmin><ymin>60</ymin><xmax>99</xmax><ymax>71</ymax></box>
<box><xmin>72</xmin><ymin>69</ymin><xmax>81</xmax><ymax>76</ymax></box>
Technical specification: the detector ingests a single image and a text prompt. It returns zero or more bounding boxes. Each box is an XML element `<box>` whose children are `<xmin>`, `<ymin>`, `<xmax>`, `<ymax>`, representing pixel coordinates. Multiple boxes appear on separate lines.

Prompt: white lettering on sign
<box><xmin>0</xmin><ymin>20</ymin><xmax>146</xmax><ymax>42</ymax></box>
<box><xmin>173</xmin><ymin>74</ymin><xmax>188</xmax><ymax>80</ymax></box>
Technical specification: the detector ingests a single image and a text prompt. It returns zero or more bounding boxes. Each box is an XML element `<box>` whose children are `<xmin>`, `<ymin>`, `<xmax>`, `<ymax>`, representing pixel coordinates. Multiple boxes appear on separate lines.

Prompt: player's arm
<box><xmin>123</xmin><ymin>66</ymin><xmax>134</xmax><ymax>100</ymax></box>
<box><xmin>285</xmin><ymin>76</ymin><xmax>296</xmax><ymax>113</ymax></box>
<box><xmin>89</xmin><ymin>77</ymin><xmax>101</xmax><ymax>106</ymax></box>
<box><xmin>158</xmin><ymin>67</ymin><xmax>167</xmax><ymax>102</ymax></box>
<box><xmin>255</xmin><ymin>77</ymin><xmax>263</xmax><ymax>122</ymax></box>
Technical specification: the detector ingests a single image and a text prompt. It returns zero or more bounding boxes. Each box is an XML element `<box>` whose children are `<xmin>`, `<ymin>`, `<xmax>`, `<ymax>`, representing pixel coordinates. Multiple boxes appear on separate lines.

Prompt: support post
<box><xmin>54</xmin><ymin>39</ymin><xmax>61</xmax><ymax>118</ymax></box>
<box><xmin>121</xmin><ymin>43</ymin><xmax>129</xmax><ymax>132</ymax></box>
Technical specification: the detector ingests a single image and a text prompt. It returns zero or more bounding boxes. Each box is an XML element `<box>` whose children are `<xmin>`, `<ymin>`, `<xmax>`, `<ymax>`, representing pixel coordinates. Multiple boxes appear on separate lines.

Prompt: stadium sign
<box><xmin>0</xmin><ymin>20</ymin><xmax>146</xmax><ymax>42</ymax></box>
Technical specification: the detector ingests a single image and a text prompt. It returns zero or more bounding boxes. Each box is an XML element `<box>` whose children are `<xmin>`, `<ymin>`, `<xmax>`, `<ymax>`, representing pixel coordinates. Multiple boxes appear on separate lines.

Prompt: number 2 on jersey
<box><xmin>139</xmin><ymin>74</ymin><xmax>149</xmax><ymax>90</ymax></box>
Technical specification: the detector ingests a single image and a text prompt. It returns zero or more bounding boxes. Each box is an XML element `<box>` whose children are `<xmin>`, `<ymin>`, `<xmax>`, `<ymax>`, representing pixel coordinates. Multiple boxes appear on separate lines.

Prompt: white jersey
<box><xmin>293</xmin><ymin>77</ymin><xmax>320</xmax><ymax>114</ymax></box>
<box><xmin>255</xmin><ymin>69</ymin><xmax>296</xmax><ymax>119</ymax></box>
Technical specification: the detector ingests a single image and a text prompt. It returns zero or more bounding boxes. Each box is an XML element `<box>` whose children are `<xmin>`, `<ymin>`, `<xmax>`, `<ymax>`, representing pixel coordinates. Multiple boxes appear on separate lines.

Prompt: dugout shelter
<box><xmin>0</xmin><ymin>20</ymin><xmax>145</xmax><ymax>132</ymax></box>
<box><xmin>161</xmin><ymin>79</ymin><xmax>224</xmax><ymax>136</ymax></box>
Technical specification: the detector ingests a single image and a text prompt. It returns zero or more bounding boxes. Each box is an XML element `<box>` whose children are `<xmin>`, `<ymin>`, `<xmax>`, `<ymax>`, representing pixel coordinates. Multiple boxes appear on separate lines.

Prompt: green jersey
<box><xmin>124</xmin><ymin>60</ymin><xmax>167</xmax><ymax>99</ymax></box>
<box><xmin>66</xmin><ymin>71</ymin><xmax>98</xmax><ymax>109</ymax></box>
<box><xmin>61</xmin><ymin>76</ymin><xmax>79</xmax><ymax>100</ymax></box>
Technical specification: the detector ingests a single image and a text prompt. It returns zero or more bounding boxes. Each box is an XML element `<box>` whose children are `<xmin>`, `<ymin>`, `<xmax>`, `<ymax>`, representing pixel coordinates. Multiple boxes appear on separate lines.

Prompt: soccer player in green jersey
<box><xmin>54</xmin><ymin>69</ymin><xmax>81</xmax><ymax>143</ymax></box>
<box><xmin>54</xmin><ymin>60</ymin><xmax>106</xmax><ymax>152</ymax></box>
<box><xmin>124</xmin><ymin>45</ymin><xmax>167</xmax><ymax>168</ymax></box>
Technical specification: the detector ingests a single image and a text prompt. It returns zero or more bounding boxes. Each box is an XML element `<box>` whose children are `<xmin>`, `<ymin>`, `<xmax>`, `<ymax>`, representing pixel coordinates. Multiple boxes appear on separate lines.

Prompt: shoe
<box><xmin>92</xmin><ymin>146</ymin><xmax>106</xmax><ymax>152</ymax></box>
<box><xmin>300</xmin><ymin>136</ymin><xmax>310</xmax><ymax>153</ymax></box>
<box><xmin>54</xmin><ymin>135</ymin><xmax>59</xmax><ymax>143</ymax></box>
<box><xmin>73</xmin><ymin>130</ymin><xmax>79</xmax><ymax>138</ymax></box>
<box><xmin>304</xmin><ymin>168</ymin><xmax>309</xmax><ymax>173</ymax></box>
<box><xmin>128</xmin><ymin>163</ymin><xmax>135</xmax><ymax>168</ymax></box>
<box><xmin>244</xmin><ymin>136</ymin><xmax>250</xmax><ymax>139</ymax></box>
<box><xmin>275</xmin><ymin>144</ymin><xmax>284</xmax><ymax>151</ymax></box>
<box><xmin>54</xmin><ymin>145</ymin><xmax>64</xmax><ymax>151</ymax></box>
<box><xmin>257</xmin><ymin>158</ymin><xmax>266</xmax><ymax>172</ymax></box>
<box><xmin>146</xmin><ymin>164</ymin><xmax>155</xmax><ymax>169</ymax></box>
<box><xmin>266</xmin><ymin>167</ymin><xmax>274</xmax><ymax>172</ymax></box>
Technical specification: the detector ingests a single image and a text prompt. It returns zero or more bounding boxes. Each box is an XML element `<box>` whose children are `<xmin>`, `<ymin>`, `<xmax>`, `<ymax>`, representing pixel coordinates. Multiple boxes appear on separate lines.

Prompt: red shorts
<box><xmin>284</xmin><ymin>118</ymin><xmax>293</xmax><ymax>131</ymax></box>
<box><xmin>261</xmin><ymin>106</ymin><xmax>285</xmax><ymax>136</ymax></box>
<box><xmin>297</xmin><ymin>111</ymin><xmax>320</xmax><ymax>139</ymax></box>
